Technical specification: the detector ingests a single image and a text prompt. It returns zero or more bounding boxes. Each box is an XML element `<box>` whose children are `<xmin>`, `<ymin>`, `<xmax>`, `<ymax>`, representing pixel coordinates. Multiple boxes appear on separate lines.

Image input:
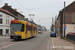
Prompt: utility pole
<box><xmin>64</xmin><ymin>0</ymin><xmax>66</xmax><ymax>38</ymax></box>
<box><xmin>52</xmin><ymin>17</ymin><xmax>53</xmax><ymax>31</ymax></box>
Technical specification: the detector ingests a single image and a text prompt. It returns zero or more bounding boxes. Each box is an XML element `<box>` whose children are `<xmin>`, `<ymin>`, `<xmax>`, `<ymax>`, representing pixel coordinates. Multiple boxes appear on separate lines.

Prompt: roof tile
<box><xmin>0</xmin><ymin>8</ymin><xmax>15</xmax><ymax>17</ymax></box>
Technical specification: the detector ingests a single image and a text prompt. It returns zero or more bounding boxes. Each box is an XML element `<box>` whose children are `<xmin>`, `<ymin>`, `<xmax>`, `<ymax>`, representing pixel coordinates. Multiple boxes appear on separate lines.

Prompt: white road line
<box><xmin>51</xmin><ymin>39</ymin><xmax>55</xmax><ymax>49</ymax></box>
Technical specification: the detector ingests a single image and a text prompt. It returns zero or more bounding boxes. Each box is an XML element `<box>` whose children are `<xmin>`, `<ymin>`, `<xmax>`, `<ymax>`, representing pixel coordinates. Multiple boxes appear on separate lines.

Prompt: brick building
<box><xmin>2</xmin><ymin>3</ymin><xmax>25</xmax><ymax>20</ymax></box>
<box><xmin>56</xmin><ymin>1</ymin><xmax>75</xmax><ymax>38</ymax></box>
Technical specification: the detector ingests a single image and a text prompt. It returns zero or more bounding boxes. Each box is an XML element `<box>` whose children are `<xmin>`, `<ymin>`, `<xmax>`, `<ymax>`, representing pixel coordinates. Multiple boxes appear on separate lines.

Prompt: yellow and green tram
<box><xmin>10</xmin><ymin>20</ymin><xmax>37</xmax><ymax>40</ymax></box>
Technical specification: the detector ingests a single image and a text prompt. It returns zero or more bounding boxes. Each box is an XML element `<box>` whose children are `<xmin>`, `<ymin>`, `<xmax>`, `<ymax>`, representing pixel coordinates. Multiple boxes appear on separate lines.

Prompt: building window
<box><xmin>6</xmin><ymin>29</ymin><xmax>9</xmax><ymax>34</ymax></box>
<box><xmin>0</xmin><ymin>18</ymin><xmax>2</xmax><ymax>24</ymax></box>
<box><xmin>8</xmin><ymin>16</ymin><xmax>9</xmax><ymax>18</ymax></box>
<box><xmin>6</xmin><ymin>19</ymin><xmax>7</xmax><ymax>24</ymax></box>
<box><xmin>0</xmin><ymin>29</ymin><xmax>2</xmax><ymax>35</ymax></box>
<box><xmin>6</xmin><ymin>19</ymin><xmax>9</xmax><ymax>25</ymax></box>
<box><xmin>0</xmin><ymin>15</ymin><xmax>2</xmax><ymax>17</ymax></box>
<box><xmin>8</xmin><ymin>19</ymin><xmax>9</xmax><ymax>24</ymax></box>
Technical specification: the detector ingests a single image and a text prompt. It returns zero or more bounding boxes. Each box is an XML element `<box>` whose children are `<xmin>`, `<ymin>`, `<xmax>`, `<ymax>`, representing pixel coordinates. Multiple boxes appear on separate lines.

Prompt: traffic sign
<box><xmin>64</xmin><ymin>27</ymin><xmax>66</xmax><ymax>30</ymax></box>
<box><xmin>57</xmin><ymin>29</ymin><xmax>59</xmax><ymax>31</ymax></box>
<box><xmin>64</xmin><ymin>24</ymin><xmax>67</xmax><ymax>27</ymax></box>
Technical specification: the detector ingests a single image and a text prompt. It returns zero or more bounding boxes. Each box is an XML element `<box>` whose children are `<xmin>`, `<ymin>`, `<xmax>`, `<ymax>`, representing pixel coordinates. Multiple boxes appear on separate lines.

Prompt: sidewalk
<box><xmin>0</xmin><ymin>35</ymin><xmax>9</xmax><ymax>38</ymax></box>
<box><xmin>50</xmin><ymin>37</ymin><xmax>75</xmax><ymax>50</ymax></box>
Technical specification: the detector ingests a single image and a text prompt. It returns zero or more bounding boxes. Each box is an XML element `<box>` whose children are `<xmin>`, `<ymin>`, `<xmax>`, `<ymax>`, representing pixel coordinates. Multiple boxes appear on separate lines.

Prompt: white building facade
<box><xmin>63</xmin><ymin>24</ymin><xmax>75</xmax><ymax>36</ymax></box>
<box><xmin>0</xmin><ymin>8</ymin><xmax>15</xmax><ymax>35</ymax></box>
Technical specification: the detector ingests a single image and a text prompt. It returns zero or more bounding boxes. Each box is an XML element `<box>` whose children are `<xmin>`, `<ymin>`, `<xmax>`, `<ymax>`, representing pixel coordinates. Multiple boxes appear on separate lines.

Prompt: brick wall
<box><xmin>55</xmin><ymin>22</ymin><xmax>57</xmax><ymax>33</ymax></box>
<box><xmin>65</xmin><ymin>12</ymin><xmax>72</xmax><ymax>24</ymax></box>
<box><xmin>63</xmin><ymin>11</ymin><xmax>75</xmax><ymax>24</ymax></box>
<box><xmin>65</xmin><ymin>1</ymin><xmax>75</xmax><ymax>12</ymax></box>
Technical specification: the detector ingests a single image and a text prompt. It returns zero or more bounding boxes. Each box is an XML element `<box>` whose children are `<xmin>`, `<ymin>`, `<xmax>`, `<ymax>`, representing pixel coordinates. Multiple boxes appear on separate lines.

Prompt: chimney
<box><xmin>5</xmin><ymin>3</ymin><xmax>8</xmax><ymax>6</ymax></box>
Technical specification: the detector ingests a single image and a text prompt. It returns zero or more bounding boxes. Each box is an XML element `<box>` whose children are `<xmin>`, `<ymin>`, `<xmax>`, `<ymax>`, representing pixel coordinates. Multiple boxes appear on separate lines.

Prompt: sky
<box><xmin>0</xmin><ymin>0</ymin><xmax>75</xmax><ymax>30</ymax></box>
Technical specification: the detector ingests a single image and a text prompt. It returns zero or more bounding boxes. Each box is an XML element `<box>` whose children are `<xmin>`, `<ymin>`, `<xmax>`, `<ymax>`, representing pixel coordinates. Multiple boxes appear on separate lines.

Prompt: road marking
<box><xmin>51</xmin><ymin>39</ymin><xmax>55</xmax><ymax>49</ymax></box>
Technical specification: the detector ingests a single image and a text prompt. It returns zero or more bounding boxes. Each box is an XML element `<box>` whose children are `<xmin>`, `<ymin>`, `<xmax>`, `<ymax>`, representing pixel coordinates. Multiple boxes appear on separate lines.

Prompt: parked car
<box><xmin>50</xmin><ymin>32</ymin><xmax>56</xmax><ymax>37</ymax></box>
<box><xmin>66</xmin><ymin>32</ymin><xmax>75</xmax><ymax>37</ymax></box>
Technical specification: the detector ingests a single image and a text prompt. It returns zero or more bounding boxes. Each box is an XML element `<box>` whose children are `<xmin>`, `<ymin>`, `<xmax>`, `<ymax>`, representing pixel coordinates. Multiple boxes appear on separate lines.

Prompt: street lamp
<box><xmin>64</xmin><ymin>0</ymin><xmax>66</xmax><ymax>38</ymax></box>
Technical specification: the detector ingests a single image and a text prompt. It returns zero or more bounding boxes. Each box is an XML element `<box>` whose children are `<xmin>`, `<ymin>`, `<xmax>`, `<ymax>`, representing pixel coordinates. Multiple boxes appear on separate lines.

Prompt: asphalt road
<box><xmin>1</xmin><ymin>32</ymin><xmax>50</xmax><ymax>50</ymax></box>
<box><xmin>0</xmin><ymin>36</ymin><xmax>12</xmax><ymax>42</ymax></box>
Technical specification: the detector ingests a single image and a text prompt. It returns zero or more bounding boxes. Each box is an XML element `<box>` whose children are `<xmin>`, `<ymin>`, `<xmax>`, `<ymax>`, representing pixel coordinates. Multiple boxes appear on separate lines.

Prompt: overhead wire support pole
<box><xmin>15</xmin><ymin>0</ymin><xmax>30</xmax><ymax>12</ymax></box>
<box><xmin>64</xmin><ymin>0</ymin><xmax>65</xmax><ymax>38</ymax></box>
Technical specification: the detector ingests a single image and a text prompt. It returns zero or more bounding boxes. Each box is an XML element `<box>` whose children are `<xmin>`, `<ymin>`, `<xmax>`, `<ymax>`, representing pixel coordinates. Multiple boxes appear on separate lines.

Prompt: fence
<box><xmin>67</xmin><ymin>34</ymin><xmax>75</xmax><ymax>42</ymax></box>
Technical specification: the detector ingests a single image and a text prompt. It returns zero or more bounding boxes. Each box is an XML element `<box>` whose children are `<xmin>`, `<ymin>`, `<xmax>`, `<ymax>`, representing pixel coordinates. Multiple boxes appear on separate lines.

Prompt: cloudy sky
<box><xmin>0</xmin><ymin>0</ymin><xmax>75</xmax><ymax>30</ymax></box>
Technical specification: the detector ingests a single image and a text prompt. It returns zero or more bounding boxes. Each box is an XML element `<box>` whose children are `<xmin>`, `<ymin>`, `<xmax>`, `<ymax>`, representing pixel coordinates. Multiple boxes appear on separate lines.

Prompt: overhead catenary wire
<box><xmin>15</xmin><ymin>0</ymin><xmax>30</xmax><ymax>12</ymax></box>
<box><xmin>53</xmin><ymin>0</ymin><xmax>63</xmax><ymax>5</ymax></box>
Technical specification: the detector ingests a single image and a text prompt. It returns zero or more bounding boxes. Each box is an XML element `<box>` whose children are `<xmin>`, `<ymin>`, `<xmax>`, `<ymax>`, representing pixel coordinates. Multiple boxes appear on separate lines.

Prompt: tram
<box><xmin>10</xmin><ymin>20</ymin><xmax>37</xmax><ymax>40</ymax></box>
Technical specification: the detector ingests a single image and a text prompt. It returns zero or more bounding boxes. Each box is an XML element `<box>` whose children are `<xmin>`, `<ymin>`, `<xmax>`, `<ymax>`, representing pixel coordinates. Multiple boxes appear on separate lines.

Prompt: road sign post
<box><xmin>64</xmin><ymin>27</ymin><xmax>66</xmax><ymax>30</ymax></box>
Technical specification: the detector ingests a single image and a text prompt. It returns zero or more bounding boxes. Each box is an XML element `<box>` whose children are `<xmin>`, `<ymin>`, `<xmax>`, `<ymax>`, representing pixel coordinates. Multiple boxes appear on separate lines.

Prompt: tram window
<box><xmin>26</xmin><ymin>25</ymin><xmax>28</xmax><ymax>30</ymax></box>
<box><xmin>31</xmin><ymin>26</ymin><xmax>32</xmax><ymax>33</ymax></box>
<box><xmin>27</xmin><ymin>25</ymin><xmax>30</xmax><ymax>31</ymax></box>
<box><xmin>31</xmin><ymin>26</ymin><xmax>32</xmax><ymax>30</ymax></box>
<box><xmin>28</xmin><ymin>25</ymin><xmax>29</xmax><ymax>31</ymax></box>
<box><xmin>21</xmin><ymin>24</ymin><xmax>24</xmax><ymax>32</ymax></box>
<box><xmin>28</xmin><ymin>26</ymin><xmax>30</xmax><ymax>30</ymax></box>
<box><xmin>36</xmin><ymin>27</ymin><xmax>37</xmax><ymax>32</ymax></box>
<box><xmin>32</xmin><ymin>26</ymin><xmax>33</xmax><ymax>31</ymax></box>
<box><xmin>29</xmin><ymin>26</ymin><xmax>31</xmax><ymax>30</ymax></box>
<box><xmin>30</xmin><ymin>26</ymin><xmax>31</xmax><ymax>31</ymax></box>
<box><xmin>11</xmin><ymin>24</ymin><xmax>24</xmax><ymax>32</ymax></box>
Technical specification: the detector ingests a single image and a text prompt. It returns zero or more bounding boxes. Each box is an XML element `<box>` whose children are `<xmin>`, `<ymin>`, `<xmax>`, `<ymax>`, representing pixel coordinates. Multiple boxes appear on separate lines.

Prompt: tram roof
<box><xmin>11</xmin><ymin>20</ymin><xmax>37</xmax><ymax>27</ymax></box>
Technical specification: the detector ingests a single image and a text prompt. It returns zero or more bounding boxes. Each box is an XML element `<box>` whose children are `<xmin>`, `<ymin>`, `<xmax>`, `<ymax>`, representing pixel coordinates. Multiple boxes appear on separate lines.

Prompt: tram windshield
<box><xmin>11</xmin><ymin>24</ymin><xmax>24</xmax><ymax>32</ymax></box>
